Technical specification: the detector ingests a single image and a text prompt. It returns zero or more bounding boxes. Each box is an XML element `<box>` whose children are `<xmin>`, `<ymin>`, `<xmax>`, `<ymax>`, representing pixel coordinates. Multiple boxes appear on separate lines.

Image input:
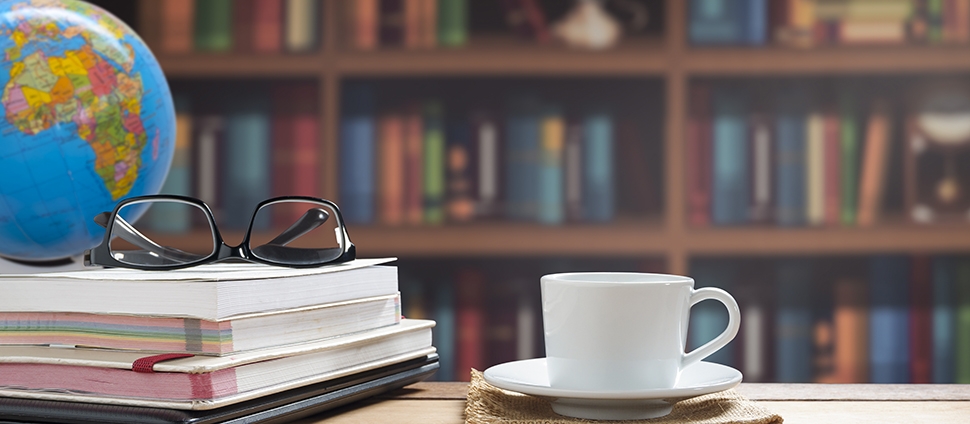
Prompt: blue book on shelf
<box><xmin>933</xmin><ymin>256</ymin><xmax>956</xmax><ymax>383</ymax></box>
<box><xmin>223</xmin><ymin>97</ymin><xmax>271</xmax><ymax>231</ymax></box>
<box><xmin>744</xmin><ymin>0</ymin><xmax>767</xmax><ymax>45</ymax></box>
<box><xmin>775</xmin><ymin>259</ymin><xmax>813</xmax><ymax>382</ymax></box>
<box><xmin>688</xmin><ymin>260</ymin><xmax>736</xmax><ymax>367</ymax></box>
<box><xmin>774</xmin><ymin>95</ymin><xmax>807</xmax><ymax>227</ymax></box>
<box><xmin>339</xmin><ymin>84</ymin><xmax>376</xmax><ymax>224</ymax></box>
<box><xmin>504</xmin><ymin>97</ymin><xmax>541</xmax><ymax>221</ymax></box>
<box><xmin>583</xmin><ymin>110</ymin><xmax>614</xmax><ymax>222</ymax></box>
<box><xmin>538</xmin><ymin>105</ymin><xmax>564</xmax><ymax>225</ymax></box>
<box><xmin>688</xmin><ymin>0</ymin><xmax>745</xmax><ymax>45</ymax></box>
<box><xmin>711</xmin><ymin>89</ymin><xmax>748</xmax><ymax>225</ymax></box>
<box><xmin>869</xmin><ymin>255</ymin><xmax>911</xmax><ymax>383</ymax></box>
<box><xmin>433</xmin><ymin>282</ymin><xmax>456</xmax><ymax>382</ymax></box>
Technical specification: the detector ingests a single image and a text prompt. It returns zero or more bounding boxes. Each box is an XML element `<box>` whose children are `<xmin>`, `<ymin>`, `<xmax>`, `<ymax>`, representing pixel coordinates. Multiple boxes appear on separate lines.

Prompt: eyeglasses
<box><xmin>84</xmin><ymin>195</ymin><xmax>356</xmax><ymax>270</ymax></box>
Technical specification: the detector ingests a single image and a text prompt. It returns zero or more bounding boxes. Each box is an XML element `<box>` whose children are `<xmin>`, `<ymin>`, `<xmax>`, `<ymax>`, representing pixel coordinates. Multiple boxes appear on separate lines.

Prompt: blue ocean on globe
<box><xmin>0</xmin><ymin>0</ymin><xmax>175</xmax><ymax>261</ymax></box>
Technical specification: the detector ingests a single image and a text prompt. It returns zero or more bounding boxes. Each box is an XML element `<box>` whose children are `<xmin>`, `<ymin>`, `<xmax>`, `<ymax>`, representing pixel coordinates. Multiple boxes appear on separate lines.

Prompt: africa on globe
<box><xmin>0</xmin><ymin>0</ymin><xmax>175</xmax><ymax>261</ymax></box>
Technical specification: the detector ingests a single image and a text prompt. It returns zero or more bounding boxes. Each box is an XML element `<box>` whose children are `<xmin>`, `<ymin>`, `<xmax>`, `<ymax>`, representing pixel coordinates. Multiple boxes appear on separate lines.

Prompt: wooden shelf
<box><xmin>682</xmin><ymin>46</ymin><xmax>970</xmax><ymax>75</ymax></box>
<box><xmin>158</xmin><ymin>54</ymin><xmax>327</xmax><ymax>77</ymax></box>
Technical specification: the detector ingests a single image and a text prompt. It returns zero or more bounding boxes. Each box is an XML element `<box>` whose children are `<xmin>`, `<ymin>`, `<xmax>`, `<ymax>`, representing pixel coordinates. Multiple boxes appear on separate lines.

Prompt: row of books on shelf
<box><xmin>689</xmin><ymin>0</ymin><xmax>970</xmax><ymax>47</ymax></box>
<box><xmin>158</xmin><ymin>0</ymin><xmax>319</xmax><ymax>54</ymax></box>
<box><xmin>146</xmin><ymin>84</ymin><xmax>319</xmax><ymax>232</ymax></box>
<box><xmin>687</xmin><ymin>83</ymin><xmax>895</xmax><ymax>227</ymax></box>
<box><xmin>400</xmin><ymin>255</ymin><xmax>970</xmax><ymax>384</ymax></box>
<box><xmin>339</xmin><ymin>84</ymin><xmax>656</xmax><ymax>226</ymax></box>
<box><xmin>346</xmin><ymin>0</ymin><xmax>468</xmax><ymax>50</ymax></box>
<box><xmin>0</xmin><ymin>259</ymin><xmax>438</xmax><ymax>416</ymax></box>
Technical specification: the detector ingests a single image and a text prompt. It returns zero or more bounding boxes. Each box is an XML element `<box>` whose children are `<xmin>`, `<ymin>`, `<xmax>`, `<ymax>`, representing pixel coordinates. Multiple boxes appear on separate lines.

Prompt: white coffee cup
<box><xmin>541</xmin><ymin>272</ymin><xmax>740</xmax><ymax>391</ymax></box>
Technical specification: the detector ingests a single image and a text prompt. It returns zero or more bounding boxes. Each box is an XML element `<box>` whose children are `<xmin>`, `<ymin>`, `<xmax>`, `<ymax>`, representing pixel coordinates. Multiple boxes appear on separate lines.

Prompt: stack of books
<box><xmin>0</xmin><ymin>258</ymin><xmax>437</xmax><ymax>423</ymax></box>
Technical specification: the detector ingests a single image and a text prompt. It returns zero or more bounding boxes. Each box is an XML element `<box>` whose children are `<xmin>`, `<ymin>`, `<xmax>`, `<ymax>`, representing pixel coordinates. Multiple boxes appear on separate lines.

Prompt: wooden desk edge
<box><xmin>383</xmin><ymin>382</ymin><xmax>970</xmax><ymax>401</ymax></box>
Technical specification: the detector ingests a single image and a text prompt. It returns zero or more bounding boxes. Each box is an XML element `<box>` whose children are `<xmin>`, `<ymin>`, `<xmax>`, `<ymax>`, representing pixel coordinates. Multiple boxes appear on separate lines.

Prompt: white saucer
<box><xmin>483</xmin><ymin>359</ymin><xmax>742</xmax><ymax>420</ymax></box>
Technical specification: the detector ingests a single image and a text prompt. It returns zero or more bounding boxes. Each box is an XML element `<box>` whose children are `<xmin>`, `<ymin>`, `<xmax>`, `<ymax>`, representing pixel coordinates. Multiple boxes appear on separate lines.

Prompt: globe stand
<box><xmin>0</xmin><ymin>255</ymin><xmax>84</xmax><ymax>274</ymax></box>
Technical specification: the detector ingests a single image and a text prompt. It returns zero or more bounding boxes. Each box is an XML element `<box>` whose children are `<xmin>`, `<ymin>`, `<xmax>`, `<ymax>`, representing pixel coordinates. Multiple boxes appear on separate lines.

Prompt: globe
<box><xmin>0</xmin><ymin>0</ymin><xmax>175</xmax><ymax>261</ymax></box>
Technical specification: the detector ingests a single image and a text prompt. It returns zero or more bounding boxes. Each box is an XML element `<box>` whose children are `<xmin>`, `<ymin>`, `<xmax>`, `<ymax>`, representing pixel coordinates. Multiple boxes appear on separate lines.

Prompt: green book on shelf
<box><xmin>437</xmin><ymin>0</ymin><xmax>467</xmax><ymax>47</ymax></box>
<box><xmin>957</xmin><ymin>259</ymin><xmax>970</xmax><ymax>383</ymax></box>
<box><xmin>423</xmin><ymin>101</ymin><xmax>445</xmax><ymax>224</ymax></box>
<box><xmin>194</xmin><ymin>0</ymin><xmax>233</xmax><ymax>51</ymax></box>
<box><xmin>839</xmin><ymin>93</ymin><xmax>859</xmax><ymax>226</ymax></box>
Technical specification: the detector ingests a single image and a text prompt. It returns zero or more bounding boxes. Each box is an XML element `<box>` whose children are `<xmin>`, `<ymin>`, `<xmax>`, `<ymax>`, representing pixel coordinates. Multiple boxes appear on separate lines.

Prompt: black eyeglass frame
<box><xmin>84</xmin><ymin>194</ymin><xmax>356</xmax><ymax>270</ymax></box>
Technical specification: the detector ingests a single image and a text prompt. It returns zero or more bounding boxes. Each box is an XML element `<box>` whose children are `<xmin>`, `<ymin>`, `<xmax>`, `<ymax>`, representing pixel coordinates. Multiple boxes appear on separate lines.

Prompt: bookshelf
<box><xmin>132</xmin><ymin>0</ymin><xmax>970</xmax><ymax>275</ymax></box>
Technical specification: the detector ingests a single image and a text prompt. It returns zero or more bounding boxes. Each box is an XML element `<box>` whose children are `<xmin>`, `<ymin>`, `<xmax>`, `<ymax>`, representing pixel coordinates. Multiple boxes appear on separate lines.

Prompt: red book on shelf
<box><xmin>253</xmin><ymin>0</ymin><xmax>283</xmax><ymax>53</ymax></box>
<box><xmin>455</xmin><ymin>269</ymin><xmax>485</xmax><ymax>381</ymax></box>
<box><xmin>404</xmin><ymin>105</ymin><xmax>424</xmax><ymax>224</ymax></box>
<box><xmin>910</xmin><ymin>255</ymin><xmax>933</xmax><ymax>383</ymax></box>
<box><xmin>823</xmin><ymin>110</ymin><xmax>841</xmax><ymax>226</ymax></box>
<box><xmin>271</xmin><ymin>83</ymin><xmax>319</xmax><ymax>225</ymax></box>
<box><xmin>832</xmin><ymin>278</ymin><xmax>868</xmax><ymax>383</ymax></box>
<box><xmin>403</xmin><ymin>0</ymin><xmax>422</xmax><ymax>48</ymax></box>
<box><xmin>687</xmin><ymin>84</ymin><xmax>712</xmax><ymax>227</ymax></box>
<box><xmin>379</xmin><ymin>113</ymin><xmax>406</xmax><ymax>225</ymax></box>
<box><xmin>350</xmin><ymin>0</ymin><xmax>380</xmax><ymax>50</ymax></box>
<box><xmin>161</xmin><ymin>0</ymin><xmax>195</xmax><ymax>53</ymax></box>
<box><xmin>232</xmin><ymin>0</ymin><xmax>255</xmax><ymax>53</ymax></box>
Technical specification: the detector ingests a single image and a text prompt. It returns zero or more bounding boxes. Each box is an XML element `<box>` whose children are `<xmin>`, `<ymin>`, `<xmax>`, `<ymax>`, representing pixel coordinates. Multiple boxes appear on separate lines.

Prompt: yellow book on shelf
<box><xmin>856</xmin><ymin>101</ymin><xmax>891</xmax><ymax>227</ymax></box>
<box><xmin>806</xmin><ymin>111</ymin><xmax>825</xmax><ymax>226</ymax></box>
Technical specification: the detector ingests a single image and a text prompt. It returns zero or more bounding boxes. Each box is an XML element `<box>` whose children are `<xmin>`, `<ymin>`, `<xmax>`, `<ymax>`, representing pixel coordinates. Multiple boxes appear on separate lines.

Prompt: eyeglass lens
<box><xmin>108</xmin><ymin>199</ymin><xmax>345</xmax><ymax>267</ymax></box>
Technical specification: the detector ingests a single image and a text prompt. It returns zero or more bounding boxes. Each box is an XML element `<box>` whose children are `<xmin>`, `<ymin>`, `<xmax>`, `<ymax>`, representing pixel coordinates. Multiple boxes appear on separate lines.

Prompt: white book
<box><xmin>285</xmin><ymin>0</ymin><xmax>318</xmax><ymax>52</ymax></box>
<box><xmin>0</xmin><ymin>258</ymin><xmax>397</xmax><ymax>320</ymax></box>
<box><xmin>0</xmin><ymin>319</ymin><xmax>434</xmax><ymax>410</ymax></box>
<box><xmin>806</xmin><ymin>112</ymin><xmax>826</xmax><ymax>226</ymax></box>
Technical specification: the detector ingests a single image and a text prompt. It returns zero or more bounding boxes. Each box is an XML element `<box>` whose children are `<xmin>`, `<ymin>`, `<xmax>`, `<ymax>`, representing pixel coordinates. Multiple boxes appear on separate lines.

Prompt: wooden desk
<box><xmin>296</xmin><ymin>382</ymin><xmax>970</xmax><ymax>423</ymax></box>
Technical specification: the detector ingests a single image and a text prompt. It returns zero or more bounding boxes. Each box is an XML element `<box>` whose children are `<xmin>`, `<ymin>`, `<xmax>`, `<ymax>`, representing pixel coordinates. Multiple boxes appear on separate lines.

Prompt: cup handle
<box><xmin>682</xmin><ymin>287</ymin><xmax>741</xmax><ymax>369</ymax></box>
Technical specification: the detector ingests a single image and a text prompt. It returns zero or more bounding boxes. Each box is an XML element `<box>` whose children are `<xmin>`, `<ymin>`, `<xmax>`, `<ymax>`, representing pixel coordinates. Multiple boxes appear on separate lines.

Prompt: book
<box><xmin>687</xmin><ymin>85</ymin><xmax>712</xmax><ymax>226</ymax></box>
<box><xmin>418</xmin><ymin>0</ymin><xmax>438</xmax><ymax>48</ymax></box>
<box><xmin>445</xmin><ymin>120</ymin><xmax>474</xmax><ymax>222</ymax></box>
<box><xmin>455</xmin><ymin>269</ymin><xmax>484</xmax><ymax>381</ymax></box>
<box><xmin>423</xmin><ymin>101</ymin><xmax>446</xmax><ymax>224</ymax></box>
<box><xmin>223</xmin><ymin>96</ymin><xmax>271</xmax><ymax>230</ymax></box>
<box><xmin>379</xmin><ymin>112</ymin><xmax>406</xmax><ymax>225</ymax></box>
<box><xmin>564</xmin><ymin>121</ymin><xmax>584</xmax><ymax>222</ymax></box>
<box><xmin>471</xmin><ymin>112</ymin><xmax>500</xmax><ymax>218</ymax></box>
<box><xmin>404</xmin><ymin>0</ymin><xmax>423</xmax><ymax>48</ymax></box>
<box><xmin>933</xmin><ymin>256</ymin><xmax>955</xmax><ymax>383</ymax></box>
<box><xmin>856</xmin><ymin>100</ymin><xmax>892</xmax><ymax>227</ymax></box>
<box><xmin>711</xmin><ymin>89</ymin><xmax>748</xmax><ymax>225</ymax></box>
<box><xmin>161</xmin><ymin>0</ymin><xmax>195</xmax><ymax>53</ymax></box>
<box><xmin>0</xmin><ymin>294</ymin><xmax>401</xmax><ymax>356</ymax></box>
<box><xmin>806</xmin><ymin>110</ymin><xmax>825</xmax><ymax>226</ymax></box>
<box><xmin>270</xmin><ymin>83</ymin><xmax>318</xmax><ymax>225</ymax></box>
<box><xmin>812</xmin><ymin>279</ymin><xmax>835</xmax><ymax>382</ymax></box>
<box><xmin>749</xmin><ymin>113</ymin><xmax>772</xmax><ymax>223</ymax></box>
<box><xmin>349</xmin><ymin>0</ymin><xmax>379</xmax><ymax>50</ymax></box>
<box><xmin>485</xmin><ymin>280</ymin><xmax>519</xmax><ymax>368</ymax></box>
<box><xmin>432</xmin><ymin>282</ymin><xmax>455</xmax><ymax>381</ymax></box>
<box><xmin>537</xmin><ymin>106</ymin><xmax>564</xmax><ymax>225</ymax></box>
<box><xmin>823</xmin><ymin>110</ymin><xmax>842</xmax><ymax>225</ymax></box>
<box><xmin>775</xmin><ymin>259</ymin><xmax>813</xmax><ymax>382</ymax></box>
<box><xmin>504</xmin><ymin>97</ymin><xmax>541</xmax><ymax>221</ymax></box>
<box><xmin>688</xmin><ymin>0</ymin><xmax>745</xmax><ymax>45</ymax></box>
<box><xmin>0</xmin><ymin>353</ymin><xmax>437</xmax><ymax>424</ymax></box>
<box><xmin>285</xmin><ymin>0</ymin><xmax>319</xmax><ymax>52</ymax></box>
<box><xmin>194</xmin><ymin>0</ymin><xmax>233</xmax><ymax>52</ymax></box>
<box><xmin>775</xmin><ymin>91</ymin><xmax>807</xmax><ymax>226</ymax></box>
<box><xmin>910</xmin><ymin>255</ymin><xmax>933</xmax><ymax>383</ymax></box>
<box><xmin>734</xmin><ymin>277</ymin><xmax>771</xmax><ymax>382</ymax></box>
<box><xmin>193</xmin><ymin>115</ymin><xmax>224</xmax><ymax>222</ymax></box>
<box><xmin>869</xmin><ymin>255</ymin><xmax>911</xmax><ymax>383</ymax></box>
<box><xmin>0</xmin><ymin>259</ymin><xmax>397</xmax><ymax>320</ymax></box>
<box><xmin>582</xmin><ymin>109</ymin><xmax>614</xmax><ymax>222</ymax></box>
<box><xmin>232</xmin><ymin>0</ymin><xmax>255</xmax><ymax>53</ymax></box>
<box><xmin>839</xmin><ymin>92</ymin><xmax>860</xmax><ymax>225</ymax></box>
<box><xmin>253</xmin><ymin>0</ymin><xmax>284</xmax><ymax>53</ymax></box>
<box><xmin>404</xmin><ymin>105</ymin><xmax>425</xmax><ymax>224</ymax></box>
<box><xmin>0</xmin><ymin>319</ymin><xmax>435</xmax><ymax>409</ymax></box>
<box><xmin>831</xmin><ymin>277</ymin><xmax>869</xmax><ymax>383</ymax></box>
<box><xmin>437</xmin><ymin>0</ymin><xmax>468</xmax><ymax>47</ymax></box>
<box><xmin>339</xmin><ymin>84</ymin><xmax>376</xmax><ymax>224</ymax></box>
<box><xmin>958</xmin><ymin>259</ymin><xmax>970</xmax><ymax>383</ymax></box>
<box><xmin>380</xmin><ymin>0</ymin><xmax>405</xmax><ymax>47</ymax></box>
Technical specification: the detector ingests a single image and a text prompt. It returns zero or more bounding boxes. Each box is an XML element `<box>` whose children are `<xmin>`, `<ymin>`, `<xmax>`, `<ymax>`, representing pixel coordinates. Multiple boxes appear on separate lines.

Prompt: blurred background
<box><xmin>95</xmin><ymin>0</ymin><xmax>970</xmax><ymax>384</ymax></box>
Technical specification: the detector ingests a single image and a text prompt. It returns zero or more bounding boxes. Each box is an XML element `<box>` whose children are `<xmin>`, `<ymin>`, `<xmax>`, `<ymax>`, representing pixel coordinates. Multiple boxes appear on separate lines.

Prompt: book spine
<box><xmin>285</xmin><ymin>0</ymin><xmax>318</xmax><ymax>52</ymax></box>
<box><xmin>253</xmin><ymin>0</ymin><xmax>284</xmax><ymax>53</ymax></box>
<box><xmin>746</xmin><ymin>0</ymin><xmax>768</xmax><ymax>45</ymax></box>
<box><xmin>270</xmin><ymin>88</ymin><xmax>295</xmax><ymax>213</ymax></box>
<box><xmin>194</xmin><ymin>116</ymin><xmax>224</xmax><ymax>220</ymax></box>
<box><xmin>194</xmin><ymin>0</ymin><xmax>233</xmax><ymax>51</ymax></box>
<box><xmin>538</xmin><ymin>107</ymin><xmax>564</xmax><ymax>225</ymax></box>
<box><xmin>290</xmin><ymin>85</ymin><xmax>319</xmax><ymax>199</ymax></box>
<box><xmin>711</xmin><ymin>90</ymin><xmax>748</xmax><ymax>225</ymax></box>
<box><xmin>582</xmin><ymin>110</ymin><xmax>614</xmax><ymax>222</ymax></box>
<box><xmin>423</xmin><ymin>101</ymin><xmax>445</xmax><ymax>224</ymax></box>
<box><xmin>840</xmin><ymin>94</ymin><xmax>859</xmax><ymax>225</ymax></box>
<box><xmin>455</xmin><ymin>269</ymin><xmax>484</xmax><ymax>381</ymax></box>
<box><xmin>404</xmin><ymin>106</ymin><xmax>425</xmax><ymax>224</ymax></box>
<box><xmin>404</xmin><ymin>0</ymin><xmax>423</xmax><ymax>48</ymax></box>
<box><xmin>505</xmin><ymin>99</ymin><xmax>540</xmax><ymax>221</ymax></box>
<box><xmin>933</xmin><ymin>256</ymin><xmax>955</xmax><ymax>383</ymax></box>
<box><xmin>775</xmin><ymin>100</ymin><xmax>806</xmax><ymax>226</ymax></box>
<box><xmin>339</xmin><ymin>84</ymin><xmax>376</xmax><ymax>224</ymax></box>
<box><xmin>856</xmin><ymin>101</ymin><xmax>891</xmax><ymax>227</ymax></box>
<box><xmin>869</xmin><ymin>255</ymin><xmax>911</xmax><ymax>383</ymax></box>
<box><xmin>910</xmin><ymin>255</ymin><xmax>934</xmax><ymax>383</ymax></box>
<box><xmin>687</xmin><ymin>85</ymin><xmax>712</xmax><ymax>226</ymax></box>
<box><xmin>437</xmin><ymin>0</ymin><xmax>468</xmax><ymax>47</ymax></box>
<box><xmin>564</xmin><ymin>121</ymin><xmax>584</xmax><ymax>222</ymax></box>
<box><xmin>516</xmin><ymin>282</ymin><xmax>537</xmax><ymax>360</ymax></box>
<box><xmin>473</xmin><ymin>114</ymin><xmax>499</xmax><ymax>218</ymax></box>
<box><xmin>161</xmin><ymin>0</ymin><xmax>195</xmax><ymax>53</ymax></box>
<box><xmin>432</xmin><ymin>282</ymin><xmax>455</xmax><ymax>381</ymax></box>
<box><xmin>224</xmin><ymin>102</ymin><xmax>271</xmax><ymax>230</ymax></box>
<box><xmin>379</xmin><ymin>113</ymin><xmax>406</xmax><ymax>225</ymax></box>
<box><xmin>351</xmin><ymin>0</ymin><xmax>380</xmax><ymax>50</ymax></box>
<box><xmin>957</xmin><ymin>259</ymin><xmax>970</xmax><ymax>383</ymax></box>
<box><xmin>805</xmin><ymin>111</ymin><xmax>825</xmax><ymax>226</ymax></box>
<box><xmin>823</xmin><ymin>111</ymin><xmax>841</xmax><ymax>225</ymax></box>
<box><xmin>445</xmin><ymin>120</ymin><xmax>474</xmax><ymax>222</ymax></box>
<box><xmin>688</xmin><ymin>0</ymin><xmax>745</xmax><ymax>45</ymax></box>
<box><xmin>380</xmin><ymin>0</ymin><xmax>405</xmax><ymax>47</ymax></box>
<box><xmin>232</xmin><ymin>0</ymin><xmax>255</xmax><ymax>53</ymax></box>
<box><xmin>749</xmin><ymin>113</ymin><xmax>772</xmax><ymax>223</ymax></box>
<box><xmin>775</xmin><ymin>259</ymin><xmax>813</xmax><ymax>382</ymax></box>
<box><xmin>419</xmin><ymin>0</ymin><xmax>438</xmax><ymax>48</ymax></box>
<box><xmin>833</xmin><ymin>278</ymin><xmax>869</xmax><ymax>383</ymax></box>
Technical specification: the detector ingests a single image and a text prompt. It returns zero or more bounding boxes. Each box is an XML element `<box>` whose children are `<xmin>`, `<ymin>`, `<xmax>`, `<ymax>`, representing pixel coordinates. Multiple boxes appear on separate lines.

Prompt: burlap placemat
<box><xmin>464</xmin><ymin>370</ymin><xmax>783</xmax><ymax>424</ymax></box>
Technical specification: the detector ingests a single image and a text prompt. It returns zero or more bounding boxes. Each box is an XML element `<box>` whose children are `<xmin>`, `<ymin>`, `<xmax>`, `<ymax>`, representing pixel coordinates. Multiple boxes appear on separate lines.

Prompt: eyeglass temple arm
<box><xmin>266</xmin><ymin>208</ymin><xmax>330</xmax><ymax>246</ymax></box>
<box><xmin>94</xmin><ymin>212</ymin><xmax>200</xmax><ymax>262</ymax></box>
